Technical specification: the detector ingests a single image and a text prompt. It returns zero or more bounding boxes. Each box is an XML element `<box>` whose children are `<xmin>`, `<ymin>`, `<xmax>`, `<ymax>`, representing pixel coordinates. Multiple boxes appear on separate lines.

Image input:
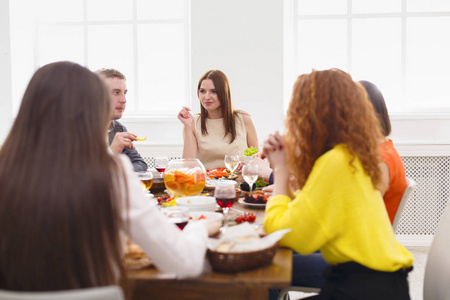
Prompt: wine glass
<box><xmin>215</xmin><ymin>184</ymin><xmax>236</xmax><ymax>231</ymax></box>
<box><xmin>224</xmin><ymin>154</ymin><xmax>239</xmax><ymax>175</ymax></box>
<box><xmin>137</xmin><ymin>170</ymin><xmax>154</xmax><ymax>194</ymax></box>
<box><xmin>154</xmin><ymin>157</ymin><xmax>169</xmax><ymax>177</ymax></box>
<box><xmin>242</xmin><ymin>163</ymin><xmax>259</xmax><ymax>196</ymax></box>
<box><xmin>164</xmin><ymin>206</ymin><xmax>190</xmax><ymax>230</ymax></box>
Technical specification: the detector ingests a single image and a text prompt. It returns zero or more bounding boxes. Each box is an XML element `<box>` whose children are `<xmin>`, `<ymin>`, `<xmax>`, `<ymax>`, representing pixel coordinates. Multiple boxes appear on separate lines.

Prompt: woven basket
<box><xmin>207</xmin><ymin>243</ymin><xmax>278</xmax><ymax>273</ymax></box>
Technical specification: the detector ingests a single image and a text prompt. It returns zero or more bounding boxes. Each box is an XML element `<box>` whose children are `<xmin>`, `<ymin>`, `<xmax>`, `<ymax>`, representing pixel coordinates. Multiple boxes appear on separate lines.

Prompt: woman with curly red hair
<box><xmin>264</xmin><ymin>69</ymin><xmax>413</xmax><ymax>299</ymax></box>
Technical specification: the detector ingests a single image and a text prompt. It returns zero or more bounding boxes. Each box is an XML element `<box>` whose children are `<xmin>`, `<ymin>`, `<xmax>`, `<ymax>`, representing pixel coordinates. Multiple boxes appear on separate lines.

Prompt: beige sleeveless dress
<box><xmin>194</xmin><ymin>113</ymin><xmax>248</xmax><ymax>170</ymax></box>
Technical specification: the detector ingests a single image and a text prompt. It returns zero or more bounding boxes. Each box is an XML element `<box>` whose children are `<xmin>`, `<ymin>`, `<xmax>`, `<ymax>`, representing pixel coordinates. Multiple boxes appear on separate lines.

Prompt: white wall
<box><xmin>1</xmin><ymin>0</ymin><xmax>450</xmax><ymax>158</ymax></box>
<box><xmin>0</xmin><ymin>0</ymin><xmax>12</xmax><ymax>144</ymax></box>
<box><xmin>132</xmin><ymin>0</ymin><xmax>284</xmax><ymax>158</ymax></box>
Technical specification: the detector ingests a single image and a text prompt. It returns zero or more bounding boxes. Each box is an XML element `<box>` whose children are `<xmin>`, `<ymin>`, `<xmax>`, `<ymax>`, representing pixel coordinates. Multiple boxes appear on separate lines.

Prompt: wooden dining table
<box><xmin>127</xmin><ymin>186</ymin><xmax>293</xmax><ymax>300</ymax></box>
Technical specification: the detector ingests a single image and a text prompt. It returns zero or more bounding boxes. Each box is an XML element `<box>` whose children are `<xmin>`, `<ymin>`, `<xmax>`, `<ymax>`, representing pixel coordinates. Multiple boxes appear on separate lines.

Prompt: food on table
<box><xmin>243</xmin><ymin>193</ymin><xmax>269</xmax><ymax>204</ymax></box>
<box><xmin>157</xmin><ymin>195</ymin><xmax>177</xmax><ymax>207</ymax></box>
<box><xmin>164</xmin><ymin>168</ymin><xmax>206</xmax><ymax>197</ymax></box>
<box><xmin>234</xmin><ymin>213</ymin><xmax>256</xmax><ymax>224</ymax></box>
<box><xmin>123</xmin><ymin>241</ymin><xmax>153</xmax><ymax>269</ymax></box>
<box><xmin>190</xmin><ymin>214</ymin><xmax>208</xmax><ymax>221</ymax></box>
<box><xmin>255</xmin><ymin>179</ymin><xmax>269</xmax><ymax>188</ymax></box>
<box><xmin>216</xmin><ymin>236</ymin><xmax>261</xmax><ymax>252</ymax></box>
<box><xmin>207</xmin><ymin>167</ymin><xmax>230</xmax><ymax>179</ymax></box>
<box><xmin>243</xmin><ymin>146</ymin><xmax>258</xmax><ymax>156</ymax></box>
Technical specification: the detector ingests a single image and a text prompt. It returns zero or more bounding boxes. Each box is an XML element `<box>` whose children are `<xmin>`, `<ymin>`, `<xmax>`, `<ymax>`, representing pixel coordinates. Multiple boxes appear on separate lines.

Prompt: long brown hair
<box><xmin>0</xmin><ymin>62</ymin><xmax>127</xmax><ymax>291</ymax></box>
<box><xmin>197</xmin><ymin>70</ymin><xmax>240</xmax><ymax>143</ymax></box>
<box><xmin>284</xmin><ymin>69</ymin><xmax>383</xmax><ymax>189</ymax></box>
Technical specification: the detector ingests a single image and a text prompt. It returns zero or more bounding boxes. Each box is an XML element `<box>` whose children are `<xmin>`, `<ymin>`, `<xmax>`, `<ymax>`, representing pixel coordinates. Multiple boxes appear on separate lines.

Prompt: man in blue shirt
<box><xmin>96</xmin><ymin>68</ymin><xmax>147</xmax><ymax>172</ymax></box>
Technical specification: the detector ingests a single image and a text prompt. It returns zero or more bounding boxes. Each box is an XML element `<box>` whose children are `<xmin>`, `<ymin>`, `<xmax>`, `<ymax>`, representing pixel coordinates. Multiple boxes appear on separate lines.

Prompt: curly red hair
<box><xmin>284</xmin><ymin>69</ymin><xmax>383</xmax><ymax>189</ymax></box>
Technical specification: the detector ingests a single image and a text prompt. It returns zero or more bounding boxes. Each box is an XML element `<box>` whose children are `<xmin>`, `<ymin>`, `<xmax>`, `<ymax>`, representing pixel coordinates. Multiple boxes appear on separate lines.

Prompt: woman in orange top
<box><xmin>360</xmin><ymin>80</ymin><xmax>407</xmax><ymax>224</ymax></box>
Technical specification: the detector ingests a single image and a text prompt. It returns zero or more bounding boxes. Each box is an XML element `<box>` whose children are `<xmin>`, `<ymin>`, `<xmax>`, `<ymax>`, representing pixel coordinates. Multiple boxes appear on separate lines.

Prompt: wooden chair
<box><xmin>393</xmin><ymin>177</ymin><xmax>416</xmax><ymax>233</ymax></box>
<box><xmin>0</xmin><ymin>286</ymin><xmax>124</xmax><ymax>300</ymax></box>
<box><xmin>423</xmin><ymin>202</ymin><xmax>450</xmax><ymax>299</ymax></box>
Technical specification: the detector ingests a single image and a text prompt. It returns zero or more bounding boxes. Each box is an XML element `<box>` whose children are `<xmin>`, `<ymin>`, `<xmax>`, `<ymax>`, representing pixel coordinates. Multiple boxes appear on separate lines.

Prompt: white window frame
<box><xmin>284</xmin><ymin>0</ymin><xmax>450</xmax><ymax>115</ymax></box>
<box><xmin>10</xmin><ymin>0</ymin><xmax>191</xmax><ymax>118</ymax></box>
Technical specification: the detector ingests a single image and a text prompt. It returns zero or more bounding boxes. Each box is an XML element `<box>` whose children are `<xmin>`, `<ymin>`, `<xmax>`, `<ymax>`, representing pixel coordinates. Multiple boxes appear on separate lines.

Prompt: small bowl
<box><xmin>189</xmin><ymin>211</ymin><xmax>223</xmax><ymax>223</ymax></box>
<box><xmin>150</xmin><ymin>177</ymin><xmax>165</xmax><ymax>193</ymax></box>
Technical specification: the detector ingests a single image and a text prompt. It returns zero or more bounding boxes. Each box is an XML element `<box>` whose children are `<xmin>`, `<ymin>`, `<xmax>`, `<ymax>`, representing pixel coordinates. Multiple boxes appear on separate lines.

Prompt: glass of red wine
<box><xmin>164</xmin><ymin>206</ymin><xmax>190</xmax><ymax>230</ymax></box>
<box><xmin>154</xmin><ymin>157</ymin><xmax>169</xmax><ymax>177</ymax></box>
<box><xmin>214</xmin><ymin>184</ymin><xmax>236</xmax><ymax>231</ymax></box>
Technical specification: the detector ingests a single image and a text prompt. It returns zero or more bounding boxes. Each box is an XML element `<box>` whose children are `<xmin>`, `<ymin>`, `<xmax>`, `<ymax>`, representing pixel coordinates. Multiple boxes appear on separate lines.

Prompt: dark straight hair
<box><xmin>197</xmin><ymin>70</ymin><xmax>240</xmax><ymax>143</ymax></box>
<box><xmin>0</xmin><ymin>61</ymin><xmax>128</xmax><ymax>291</ymax></box>
<box><xmin>359</xmin><ymin>80</ymin><xmax>392</xmax><ymax>137</ymax></box>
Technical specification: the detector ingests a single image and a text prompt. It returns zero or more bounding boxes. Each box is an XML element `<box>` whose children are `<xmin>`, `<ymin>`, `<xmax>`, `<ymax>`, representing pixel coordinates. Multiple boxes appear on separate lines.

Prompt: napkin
<box><xmin>207</xmin><ymin>223</ymin><xmax>291</xmax><ymax>253</ymax></box>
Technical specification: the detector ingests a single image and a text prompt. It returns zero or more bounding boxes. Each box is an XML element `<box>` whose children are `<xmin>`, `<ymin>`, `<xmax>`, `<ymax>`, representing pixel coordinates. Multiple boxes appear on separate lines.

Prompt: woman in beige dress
<box><xmin>178</xmin><ymin>70</ymin><xmax>259</xmax><ymax>170</ymax></box>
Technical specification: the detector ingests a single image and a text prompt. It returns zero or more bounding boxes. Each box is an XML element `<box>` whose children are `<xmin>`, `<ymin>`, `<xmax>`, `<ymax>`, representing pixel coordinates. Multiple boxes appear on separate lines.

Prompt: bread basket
<box><xmin>206</xmin><ymin>243</ymin><xmax>278</xmax><ymax>273</ymax></box>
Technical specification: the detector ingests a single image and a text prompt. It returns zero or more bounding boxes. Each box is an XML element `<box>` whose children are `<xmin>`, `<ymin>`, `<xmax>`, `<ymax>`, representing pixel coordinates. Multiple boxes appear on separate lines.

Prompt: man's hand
<box><xmin>110</xmin><ymin>132</ymin><xmax>138</xmax><ymax>154</ymax></box>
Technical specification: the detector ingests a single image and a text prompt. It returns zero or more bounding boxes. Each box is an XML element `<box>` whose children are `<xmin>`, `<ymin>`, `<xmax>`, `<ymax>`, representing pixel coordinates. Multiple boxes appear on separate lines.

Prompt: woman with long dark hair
<box><xmin>359</xmin><ymin>80</ymin><xmax>407</xmax><ymax>224</ymax></box>
<box><xmin>0</xmin><ymin>61</ymin><xmax>210</xmax><ymax>292</ymax></box>
<box><xmin>263</xmin><ymin>69</ymin><xmax>413</xmax><ymax>299</ymax></box>
<box><xmin>178</xmin><ymin>70</ymin><xmax>259</xmax><ymax>169</ymax></box>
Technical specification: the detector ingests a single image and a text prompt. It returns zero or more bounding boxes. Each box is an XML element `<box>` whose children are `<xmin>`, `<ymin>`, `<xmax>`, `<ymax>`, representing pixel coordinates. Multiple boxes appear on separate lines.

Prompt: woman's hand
<box><xmin>263</xmin><ymin>131</ymin><xmax>287</xmax><ymax>171</ymax></box>
<box><xmin>177</xmin><ymin>106</ymin><xmax>194</xmax><ymax>128</ymax></box>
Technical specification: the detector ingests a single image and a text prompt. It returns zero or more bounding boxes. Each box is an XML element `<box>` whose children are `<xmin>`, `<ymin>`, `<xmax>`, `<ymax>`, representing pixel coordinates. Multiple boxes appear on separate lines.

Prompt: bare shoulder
<box><xmin>236</xmin><ymin>110</ymin><xmax>253</xmax><ymax>121</ymax></box>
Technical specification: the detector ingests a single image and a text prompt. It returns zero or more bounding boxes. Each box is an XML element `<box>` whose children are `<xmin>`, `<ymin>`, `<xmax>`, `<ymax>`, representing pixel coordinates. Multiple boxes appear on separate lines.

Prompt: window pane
<box><xmin>38</xmin><ymin>25</ymin><xmax>84</xmax><ymax>66</ymax></box>
<box><xmin>352</xmin><ymin>0</ymin><xmax>401</xmax><ymax>14</ymax></box>
<box><xmin>406</xmin><ymin>17</ymin><xmax>450</xmax><ymax>109</ymax></box>
<box><xmin>37</xmin><ymin>0</ymin><xmax>83</xmax><ymax>22</ymax></box>
<box><xmin>298</xmin><ymin>0</ymin><xmax>347</xmax><ymax>15</ymax></box>
<box><xmin>407</xmin><ymin>0</ymin><xmax>450</xmax><ymax>12</ymax></box>
<box><xmin>298</xmin><ymin>19</ymin><xmax>347</xmax><ymax>74</ymax></box>
<box><xmin>137</xmin><ymin>24</ymin><xmax>185</xmax><ymax>113</ymax></box>
<box><xmin>87</xmin><ymin>25</ymin><xmax>135</xmax><ymax>112</ymax></box>
<box><xmin>87</xmin><ymin>0</ymin><xmax>133</xmax><ymax>21</ymax></box>
<box><xmin>352</xmin><ymin>18</ymin><xmax>402</xmax><ymax>112</ymax></box>
<box><xmin>137</xmin><ymin>0</ymin><xmax>184</xmax><ymax>20</ymax></box>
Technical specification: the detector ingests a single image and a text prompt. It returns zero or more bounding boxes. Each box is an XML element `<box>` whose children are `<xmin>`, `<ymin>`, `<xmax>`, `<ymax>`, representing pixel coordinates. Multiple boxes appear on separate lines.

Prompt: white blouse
<box><xmin>116</xmin><ymin>154</ymin><xmax>208</xmax><ymax>278</ymax></box>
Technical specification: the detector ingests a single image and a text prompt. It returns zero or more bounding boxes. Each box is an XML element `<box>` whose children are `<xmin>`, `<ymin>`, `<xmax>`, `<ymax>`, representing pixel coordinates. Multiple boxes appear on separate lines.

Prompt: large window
<box><xmin>285</xmin><ymin>0</ymin><xmax>450</xmax><ymax>113</ymax></box>
<box><xmin>9</xmin><ymin>0</ymin><xmax>190</xmax><ymax>117</ymax></box>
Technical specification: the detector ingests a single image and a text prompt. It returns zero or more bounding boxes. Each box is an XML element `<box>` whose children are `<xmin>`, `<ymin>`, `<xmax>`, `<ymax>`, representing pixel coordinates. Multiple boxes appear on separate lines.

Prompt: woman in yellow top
<box><xmin>263</xmin><ymin>69</ymin><xmax>413</xmax><ymax>300</ymax></box>
<box><xmin>177</xmin><ymin>70</ymin><xmax>259</xmax><ymax>170</ymax></box>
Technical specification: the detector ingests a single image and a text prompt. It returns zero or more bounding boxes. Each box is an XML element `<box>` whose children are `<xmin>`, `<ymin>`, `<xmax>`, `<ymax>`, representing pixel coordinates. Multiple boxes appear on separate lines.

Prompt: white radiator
<box><xmin>397</xmin><ymin>156</ymin><xmax>449</xmax><ymax>236</ymax></box>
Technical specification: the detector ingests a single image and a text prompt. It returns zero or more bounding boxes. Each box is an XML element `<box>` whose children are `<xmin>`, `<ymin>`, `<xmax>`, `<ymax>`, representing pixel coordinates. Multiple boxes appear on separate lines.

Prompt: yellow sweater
<box><xmin>264</xmin><ymin>144</ymin><xmax>413</xmax><ymax>272</ymax></box>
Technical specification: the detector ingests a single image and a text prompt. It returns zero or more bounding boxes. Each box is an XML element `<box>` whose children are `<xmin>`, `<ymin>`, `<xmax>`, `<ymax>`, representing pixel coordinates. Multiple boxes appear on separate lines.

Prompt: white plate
<box><xmin>205</xmin><ymin>179</ymin><xmax>237</xmax><ymax>189</ymax></box>
<box><xmin>176</xmin><ymin>196</ymin><xmax>216</xmax><ymax>212</ymax></box>
<box><xmin>238</xmin><ymin>198</ymin><xmax>266</xmax><ymax>208</ymax></box>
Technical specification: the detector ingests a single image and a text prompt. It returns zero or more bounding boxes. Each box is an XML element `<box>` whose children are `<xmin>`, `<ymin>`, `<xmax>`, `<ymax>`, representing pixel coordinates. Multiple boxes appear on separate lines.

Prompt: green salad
<box><xmin>244</xmin><ymin>146</ymin><xmax>258</xmax><ymax>156</ymax></box>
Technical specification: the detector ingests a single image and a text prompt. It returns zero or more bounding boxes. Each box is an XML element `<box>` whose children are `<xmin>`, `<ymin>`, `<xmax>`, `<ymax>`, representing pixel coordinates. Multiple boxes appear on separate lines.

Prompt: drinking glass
<box><xmin>164</xmin><ymin>206</ymin><xmax>190</xmax><ymax>230</ymax></box>
<box><xmin>154</xmin><ymin>157</ymin><xmax>169</xmax><ymax>177</ymax></box>
<box><xmin>242</xmin><ymin>163</ymin><xmax>259</xmax><ymax>196</ymax></box>
<box><xmin>215</xmin><ymin>184</ymin><xmax>236</xmax><ymax>230</ymax></box>
<box><xmin>137</xmin><ymin>170</ymin><xmax>153</xmax><ymax>192</ymax></box>
<box><xmin>224</xmin><ymin>154</ymin><xmax>239</xmax><ymax>174</ymax></box>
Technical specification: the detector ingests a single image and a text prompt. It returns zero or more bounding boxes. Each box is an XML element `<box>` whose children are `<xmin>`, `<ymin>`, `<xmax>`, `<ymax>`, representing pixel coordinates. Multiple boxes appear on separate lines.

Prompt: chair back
<box><xmin>423</xmin><ymin>202</ymin><xmax>450</xmax><ymax>300</ymax></box>
<box><xmin>393</xmin><ymin>177</ymin><xmax>416</xmax><ymax>233</ymax></box>
<box><xmin>0</xmin><ymin>286</ymin><xmax>124</xmax><ymax>300</ymax></box>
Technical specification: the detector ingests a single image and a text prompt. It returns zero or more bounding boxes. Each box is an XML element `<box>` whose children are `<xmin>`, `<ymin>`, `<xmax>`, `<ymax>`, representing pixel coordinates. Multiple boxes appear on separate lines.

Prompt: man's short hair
<box><xmin>95</xmin><ymin>68</ymin><xmax>126</xmax><ymax>80</ymax></box>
